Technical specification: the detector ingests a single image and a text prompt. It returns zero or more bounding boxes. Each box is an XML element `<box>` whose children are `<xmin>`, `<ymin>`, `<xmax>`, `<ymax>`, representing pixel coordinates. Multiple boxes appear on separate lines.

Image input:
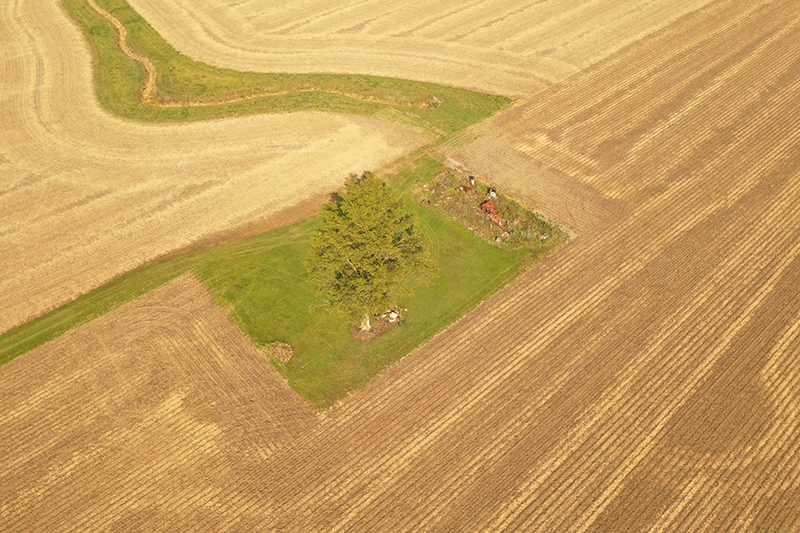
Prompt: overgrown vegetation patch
<box><xmin>418</xmin><ymin>167</ymin><xmax>568</xmax><ymax>252</ymax></box>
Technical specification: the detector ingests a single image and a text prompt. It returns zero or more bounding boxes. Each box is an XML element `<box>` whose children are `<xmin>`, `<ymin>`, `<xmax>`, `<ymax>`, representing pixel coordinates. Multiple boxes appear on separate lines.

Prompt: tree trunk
<box><xmin>360</xmin><ymin>313</ymin><xmax>372</xmax><ymax>332</ymax></box>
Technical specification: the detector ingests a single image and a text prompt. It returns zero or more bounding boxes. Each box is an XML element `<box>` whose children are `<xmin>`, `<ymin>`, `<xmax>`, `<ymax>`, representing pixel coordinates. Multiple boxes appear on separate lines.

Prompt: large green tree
<box><xmin>309</xmin><ymin>173</ymin><xmax>432</xmax><ymax>331</ymax></box>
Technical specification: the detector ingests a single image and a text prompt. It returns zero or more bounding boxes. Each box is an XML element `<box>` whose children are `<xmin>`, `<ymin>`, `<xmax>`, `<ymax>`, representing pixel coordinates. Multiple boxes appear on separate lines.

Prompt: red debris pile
<box><xmin>479</xmin><ymin>199</ymin><xmax>506</xmax><ymax>230</ymax></box>
<box><xmin>480</xmin><ymin>199</ymin><xmax>497</xmax><ymax>215</ymax></box>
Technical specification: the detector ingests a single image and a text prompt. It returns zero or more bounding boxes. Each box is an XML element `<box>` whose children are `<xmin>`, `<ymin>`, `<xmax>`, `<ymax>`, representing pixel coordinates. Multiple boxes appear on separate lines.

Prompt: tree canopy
<box><xmin>309</xmin><ymin>173</ymin><xmax>431</xmax><ymax>331</ymax></box>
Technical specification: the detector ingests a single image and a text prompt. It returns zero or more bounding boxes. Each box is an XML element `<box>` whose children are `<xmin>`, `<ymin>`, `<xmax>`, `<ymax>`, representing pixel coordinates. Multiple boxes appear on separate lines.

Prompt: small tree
<box><xmin>309</xmin><ymin>172</ymin><xmax>432</xmax><ymax>331</ymax></box>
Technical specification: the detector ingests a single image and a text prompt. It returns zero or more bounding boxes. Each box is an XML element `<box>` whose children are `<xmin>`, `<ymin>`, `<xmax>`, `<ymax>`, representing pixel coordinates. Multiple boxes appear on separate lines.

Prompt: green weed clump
<box><xmin>418</xmin><ymin>168</ymin><xmax>569</xmax><ymax>252</ymax></box>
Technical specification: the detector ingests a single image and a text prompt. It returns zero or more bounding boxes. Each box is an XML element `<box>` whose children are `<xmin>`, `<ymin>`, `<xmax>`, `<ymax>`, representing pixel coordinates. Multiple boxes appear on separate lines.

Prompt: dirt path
<box><xmin>0</xmin><ymin>0</ymin><xmax>429</xmax><ymax>335</ymax></box>
<box><xmin>85</xmin><ymin>0</ymin><xmax>446</xmax><ymax>109</ymax></box>
<box><xmin>84</xmin><ymin>0</ymin><xmax>158</xmax><ymax>102</ymax></box>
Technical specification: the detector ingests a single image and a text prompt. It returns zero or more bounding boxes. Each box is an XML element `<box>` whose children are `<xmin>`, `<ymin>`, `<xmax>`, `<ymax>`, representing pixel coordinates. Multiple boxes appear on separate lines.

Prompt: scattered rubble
<box><xmin>417</xmin><ymin>168</ymin><xmax>563</xmax><ymax>249</ymax></box>
<box><xmin>351</xmin><ymin>308</ymin><xmax>404</xmax><ymax>341</ymax></box>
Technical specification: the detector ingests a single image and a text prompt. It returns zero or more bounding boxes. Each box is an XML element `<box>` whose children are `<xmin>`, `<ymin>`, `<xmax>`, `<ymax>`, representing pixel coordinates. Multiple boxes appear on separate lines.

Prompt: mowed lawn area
<box><xmin>0</xmin><ymin>157</ymin><xmax>565</xmax><ymax>409</ymax></box>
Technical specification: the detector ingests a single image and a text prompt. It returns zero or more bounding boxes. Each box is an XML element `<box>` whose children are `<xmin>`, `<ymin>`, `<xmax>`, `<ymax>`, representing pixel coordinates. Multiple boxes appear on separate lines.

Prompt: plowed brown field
<box><xmin>127</xmin><ymin>0</ymin><xmax>715</xmax><ymax>98</ymax></box>
<box><xmin>3</xmin><ymin>0</ymin><xmax>800</xmax><ymax>531</ymax></box>
<box><xmin>0</xmin><ymin>0</ymin><xmax>429</xmax><ymax>335</ymax></box>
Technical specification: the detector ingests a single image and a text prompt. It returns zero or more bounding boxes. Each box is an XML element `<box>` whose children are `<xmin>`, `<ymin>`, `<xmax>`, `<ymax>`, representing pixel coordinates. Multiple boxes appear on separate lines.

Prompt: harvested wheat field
<box><xmin>0</xmin><ymin>0</ymin><xmax>429</xmax><ymax>335</ymax></box>
<box><xmin>253</xmin><ymin>1</ymin><xmax>800</xmax><ymax>529</ymax></box>
<box><xmin>4</xmin><ymin>0</ymin><xmax>800</xmax><ymax>531</ymax></box>
<box><xmin>127</xmin><ymin>0</ymin><xmax>716</xmax><ymax>98</ymax></box>
<box><xmin>0</xmin><ymin>274</ymin><xmax>317</xmax><ymax>531</ymax></box>
<box><xmin>446</xmin><ymin>0</ymin><xmax>800</xmax><ymax>233</ymax></box>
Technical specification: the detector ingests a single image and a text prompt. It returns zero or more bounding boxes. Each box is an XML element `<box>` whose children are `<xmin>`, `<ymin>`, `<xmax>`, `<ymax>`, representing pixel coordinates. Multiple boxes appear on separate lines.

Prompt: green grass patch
<box><xmin>61</xmin><ymin>0</ymin><xmax>510</xmax><ymax>135</ymax></box>
<box><xmin>0</xmin><ymin>156</ymin><xmax>565</xmax><ymax>410</ymax></box>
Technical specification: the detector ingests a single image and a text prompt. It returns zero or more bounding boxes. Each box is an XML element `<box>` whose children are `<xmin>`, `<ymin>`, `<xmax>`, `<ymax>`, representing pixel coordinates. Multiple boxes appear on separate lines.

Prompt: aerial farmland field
<box><xmin>0</xmin><ymin>0</ymin><xmax>431</xmax><ymax>334</ymax></box>
<box><xmin>127</xmin><ymin>0</ymin><xmax>717</xmax><ymax>97</ymax></box>
<box><xmin>2</xmin><ymin>0</ymin><xmax>800</xmax><ymax>531</ymax></box>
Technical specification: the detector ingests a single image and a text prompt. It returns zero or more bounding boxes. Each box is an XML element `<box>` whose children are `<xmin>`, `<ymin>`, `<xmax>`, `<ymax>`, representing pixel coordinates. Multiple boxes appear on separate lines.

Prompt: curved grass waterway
<box><xmin>63</xmin><ymin>0</ymin><xmax>510</xmax><ymax>136</ymax></box>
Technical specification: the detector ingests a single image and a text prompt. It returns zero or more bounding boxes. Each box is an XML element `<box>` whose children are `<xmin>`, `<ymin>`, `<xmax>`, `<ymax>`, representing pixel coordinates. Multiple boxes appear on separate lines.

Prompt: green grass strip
<box><xmin>62</xmin><ymin>0</ymin><xmax>510</xmax><ymax>135</ymax></box>
<box><xmin>0</xmin><ymin>156</ymin><xmax>565</xmax><ymax>410</ymax></box>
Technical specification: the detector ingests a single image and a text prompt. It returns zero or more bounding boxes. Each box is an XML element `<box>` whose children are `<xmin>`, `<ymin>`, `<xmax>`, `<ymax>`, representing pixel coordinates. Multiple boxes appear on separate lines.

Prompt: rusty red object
<box><xmin>480</xmin><ymin>199</ymin><xmax>497</xmax><ymax>215</ymax></box>
<box><xmin>479</xmin><ymin>199</ymin><xmax>506</xmax><ymax>230</ymax></box>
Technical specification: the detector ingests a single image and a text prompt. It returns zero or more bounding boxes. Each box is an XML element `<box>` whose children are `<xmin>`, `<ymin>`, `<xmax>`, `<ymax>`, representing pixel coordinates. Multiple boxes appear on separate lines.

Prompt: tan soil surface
<box><xmin>444</xmin><ymin>0</ymin><xmax>800</xmax><ymax>233</ymax></box>
<box><xmin>255</xmin><ymin>2</ymin><xmax>800</xmax><ymax>529</ymax></box>
<box><xmin>0</xmin><ymin>0</ymin><xmax>430</xmax><ymax>335</ymax></box>
<box><xmin>0</xmin><ymin>274</ymin><xmax>317</xmax><ymax>531</ymax></box>
<box><xmin>4</xmin><ymin>0</ymin><xmax>800</xmax><ymax>531</ymax></box>
<box><xmin>126</xmin><ymin>0</ymin><xmax>716</xmax><ymax>98</ymax></box>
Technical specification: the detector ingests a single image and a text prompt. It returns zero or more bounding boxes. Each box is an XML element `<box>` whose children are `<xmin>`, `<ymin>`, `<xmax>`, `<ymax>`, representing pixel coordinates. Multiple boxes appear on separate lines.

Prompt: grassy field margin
<box><xmin>0</xmin><ymin>156</ymin><xmax>566</xmax><ymax>409</ymax></box>
<box><xmin>62</xmin><ymin>0</ymin><xmax>510</xmax><ymax>135</ymax></box>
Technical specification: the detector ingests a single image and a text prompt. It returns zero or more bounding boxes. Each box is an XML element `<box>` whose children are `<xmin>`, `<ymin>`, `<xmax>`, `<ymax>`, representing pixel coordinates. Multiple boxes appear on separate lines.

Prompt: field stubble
<box><xmin>249</xmin><ymin>1</ymin><xmax>800</xmax><ymax>530</ymax></box>
<box><xmin>126</xmin><ymin>0</ymin><xmax>717</xmax><ymax>98</ymax></box>
<box><xmin>3</xmin><ymin>0</ymin><xmax>800</xmax><ymax>531</ymax></box>
<box><xmin>0</xmin><ymin>274</ymin><xmax>316</xmax><ymax>531</ymax></box>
